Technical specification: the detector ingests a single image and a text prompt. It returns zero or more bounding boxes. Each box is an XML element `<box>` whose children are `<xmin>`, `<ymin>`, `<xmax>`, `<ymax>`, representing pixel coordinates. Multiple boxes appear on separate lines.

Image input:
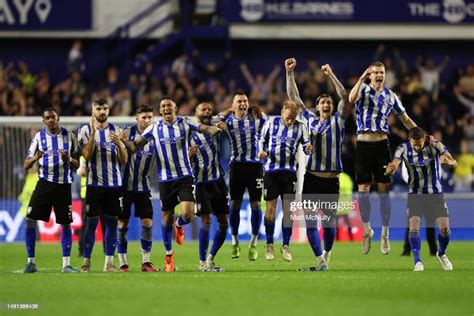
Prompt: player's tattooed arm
<box><xmin>24</xmin><ymin>151</ymin><xmax>43</xmax><ymax>170</ymax></box>
<box><xmin>384</xmin><ymin>159</ymin><xmax>401</xmax><ymax>176</ymax></box>
<box><xmin>348</xmin><ymin>67</ymin><xmax>371</xmax><ymax>104</ymax></box>
<box><xmin>440</xmin><ymin>152</ymin><xmax>458</xmax><ymax>168</ymax></box>
<box><xmin>321</xmin><ymin>64</ymin><xmax>352</xmax><ymax>119</ymax></box>
<box><xmin>124</xmin><ymin>134</ymin><xmax>146</xmax><ymax>154</ymax></box>
<box><xmin>285</xmin><ymin>58</ymin><xmax>306</xmax><ymax>112</ymax></box>
<box><xmin>397</xmin><ymin>112</ymin><xmax>417</xmax><ymax>130</ymax></box>
<box><xmin>199</xmin><ymin>124</ymin><xmax>222</xmax><ymax>137</ymax></box>
<box><xmin>82</xmin><ymin>116</ymin><xmax>97</xmax><ymax>161</ymax></box>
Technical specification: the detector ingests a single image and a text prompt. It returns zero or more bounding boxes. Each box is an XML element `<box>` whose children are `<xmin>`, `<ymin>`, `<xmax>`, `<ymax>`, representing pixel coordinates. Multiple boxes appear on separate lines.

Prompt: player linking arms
<box><xmin>286</xmin><ymin>58</ymin><xmax>352</xmax><ymax>271</ymax></box>
<box><xmin>219</xmin><ymin>91</ymin><xmax>268</xmax><ymax>261</ymax></box>
<box><xmin>349</xmin><ymin>61</ymin><xmax>417</xmax><ymax>255</ymax></box>
<box><xmin>79</xmin><ymin>98</ymin><xmax>128</xmax><ymax>272</ymax></box>
<box><xmin>258</xmin><ymin>100</ymin><xmax>312</xmax><ymax>262</ymax></box>
<box><xmin>23</xmin><ymin>108</ymin><xmax>80</xmax><ymax>273</ymax></box>
<box><xmin>116</xmin><ymin>104</ymin><xmax>158</xmax><ymax>272</ymax></box>
<box><xmin>124</xmin><ymin>97</ymin><xmax>221</xmax><ymax>272</ymax></box>
<box><xmin>385</xmin><ymin>127</ymin><xmax>456</xmax><ymax>272</ymax></box>
<box><xmin>189</xmin><ymin>102</ymin><xmax>229</xmax><ymax>271</ymax></box>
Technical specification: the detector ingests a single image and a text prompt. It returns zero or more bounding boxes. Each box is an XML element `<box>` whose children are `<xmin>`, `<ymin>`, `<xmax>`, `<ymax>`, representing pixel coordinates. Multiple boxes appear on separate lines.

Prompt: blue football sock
<box><xmin>251</xmin><ymin>206</ymin><xmax>262</xmax><ymax>236</ymax></box>
<box><xmin>409</xmin><ymin>230</ymin><xmax>422</xmax><ymax>264</ymax></box>
<box><xmin>379</xmin><ymin>192</ymin><xmax>391</xmax><ymax>227</ymax></box>
<box><xmin>306</xmin><ymin>227</ymin><xmax>323</xmax><ymax>257</ymax></box>
<box><xmin>162</xmin><ymin>224</ymin><xmax>173</xmax><ymax>252</ymax></box>
<box><xmin>323</xmin><ymin>227</ymin><xmax>336</xmax><ymax>252</ymax></box>
<box><xmin>61</xmin><ymin>225</ymin><xmax>72</xmax><ymax>257</ymax></box>
<box><xmin>229</xmin><ymin>206</ymin><xmax>240</xmax><ymax>236</ymax></box>
<box><xmin>83</xmin><ymin>216</ymin><xmax>99</xmax><ymax>259</ymax></box>
<box><xmin>210</xmin><ymin>224</ymin><xmax>228</xmax><ymax>257</ymax></box>
<box><xmin>104</xmin><ymin>215</ymin><xmax>118</xmax><ymax>256</ymax></box>
<box><xmin>117</xmin><ymin>227</ymin><xmax>128</xmax><ymax>254</ymax></box>
<box><xmin>140</xmin><ymin>226</ymin><xmax>152</xmax><ymax>252</ymax></box>
<box><xmin>199</xmin><ymin>224</ymin><xmax>210</xmax><ymax>261</ymax></box>
<box><xmin>282</xmin><ymin>226</ymin><xmax>292</xmax><ymax>246</ymax></box>
<box><xmin>264</xmin><ymin>219</ymin><xmax>275</xmax><ymax>244</ymax></box>
<box><xmin>177</xmin><ymin>215</ymin><xmax>190</xmax><ymax>227</ymax></box>
<box><xmin>358</xmin><ymin>191</ymin><xmax>371</xmax><ymax>223</ymax></box>
<box><xmin>437</xmin><ymin>231</ymin><xmax>450</xmax><ymax>256</ymax></box>
<box><xmin>25</xmin><ymin>220</ymin><xmax>36</xmax><ymax>258</ymax></box>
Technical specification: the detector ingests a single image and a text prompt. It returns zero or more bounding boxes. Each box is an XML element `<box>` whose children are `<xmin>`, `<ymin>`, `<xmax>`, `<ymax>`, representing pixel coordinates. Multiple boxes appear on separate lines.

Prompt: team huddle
<box><xmin>21</xmin><ymin>58</ymin><xmax>458</xmax><ymax>274</ymax></box>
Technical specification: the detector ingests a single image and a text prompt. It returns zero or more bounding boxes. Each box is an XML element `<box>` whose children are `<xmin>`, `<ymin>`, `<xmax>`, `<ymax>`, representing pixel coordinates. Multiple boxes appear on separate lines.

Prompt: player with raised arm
<box><xmin>385</xmin><ymin>127</ymin><xmax>457</xmax><ymax>271</ymax></box>
<box><xmin>188</xmin><ymin>102</ymin><xmax>229</xmax><ymax>271</ymax></box>
<box><xmin>348</xmin><ymin>61</ymin><xmax>417</xmax><ymax>255</ymax></box>
<box><xmin>124</xmin><ymin>97</ymin><xmax>221</xmax><ymax>272</ymax></box>
<box><xmin>22</xmin><ymin>108</ymin><xmax>80</xmax><ymax>273</ymax></box>
<box><xmin>258</xmin><ymin>100</ymin><xmax>312</xmax><ymax>262</ymax></box>
<box><xmin>78</xmin><ymin>98</ymin><xmax>128</xmax><ymax>273</ymax></box>
<box><xmin>219</xmin><ymin>91</ymin><xmax>268</xmax><ymax>261</ymax></box>
<box><xmin>286</xmin><ymin>58</ymin><xmax>352</xmax><ymax>271</ymax></box>
<box><xmin>116</xmin><ymin>104</ymin><xmax>158</xmax><ymax>272</ymax></box>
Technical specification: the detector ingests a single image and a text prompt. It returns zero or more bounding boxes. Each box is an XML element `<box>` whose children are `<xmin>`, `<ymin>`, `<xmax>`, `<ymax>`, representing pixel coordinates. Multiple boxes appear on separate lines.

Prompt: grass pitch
<box><xmin>1</xmin><ymin>241</ymin><xmax>473</xmax><ymax>316</ymax></box>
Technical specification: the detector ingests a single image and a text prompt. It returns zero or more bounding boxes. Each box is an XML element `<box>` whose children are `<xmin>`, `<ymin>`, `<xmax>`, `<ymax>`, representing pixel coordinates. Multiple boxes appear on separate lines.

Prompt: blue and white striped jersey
<box><xmin>190</xmin><ymin>130</ymin><xmax>224</xmax><ymax>184</ymax></box>
<box><xmin>220</xmin><ymin>113</ymin><xmax>267</xmax><ymax>164</ymax></box>
<box><xmin>259</xmin><ymin>116</ymin><xmax>310</xmax><ymax>173</ymax></box>
<box><xmin>78</xmin><ymin>123</ymin><xmax>123</xmax><ymax>188</ymax></box>
<box><xmin>142</xmin><ymin>117</ymin><xmax>200</xmax><ymax>182</ymax></box>
<box><xmin>355</xmin><ymin>83</ymin><xmax>405</xmax><ymax>135</ymax></box>
<box><xmin>122</xmin><ymin>125</ymin><xmax>156</xmax><ymax>192</ymax></box>
<box><xmin>307</xmin><ymin>113</ymin><xmax>346</xmax><ymax>173</ymax></box>
<box><xmin>394</xmin><ymin>141</ymin><xmax>447</xmax><ymax>194</ymax></box>
<box><xmin>300</xmin><ymin>110</ymin><xmax>346</xmax><ymax>173</ymax></box>
<box><xmin>27</xmin><ymin>127</ymin><xmax>78</xmax><ymax>184</ymax></box>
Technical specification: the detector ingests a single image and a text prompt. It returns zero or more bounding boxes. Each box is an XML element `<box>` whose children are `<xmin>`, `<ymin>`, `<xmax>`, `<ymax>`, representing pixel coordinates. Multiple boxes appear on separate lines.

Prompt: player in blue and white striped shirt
<box><xmin>349</xmin><ymin>61</ymin><xmax>418</xmax><ymax>255</ymax></box>
<box><xmin>189</xmin><ymin>102</ymin><xmax>229</xmax><ymax>271</ymax></box>
<box><xmin>219</xmin><ymin>90</ymin><xmax>268</xmax><ymax>261</ymax></box>
<box><xmin>385</xmin><ymin>127</ymin><xmax>457</xmax><ymax>271</ymax></box>
<box><xmin>125</xmin><ymin>97</ymin><xmax>222</xmax><ymax>272</ymax></box>
<box><xmin>22</xmin><ymin>108</ymin><xmax>80</xmax><ymax>273</ymax></box>
<box><xmin>116</xmin><ymin>104</ymin><xmax>158</xmax><ymax>272</ymax></box>
<box><xmin>78</xmin><ymin>98</ymin><xmax>129</xmax><ymax>273</ymax></box>
<box><xmin>258</xmin><ymin>100</ymin><xmax>312</xmax><ymax>262</ymax></box>
<box><xmin>286</xmin><ymin>58</ymin><xmax>352</xmax><ymax>271</ymax></box>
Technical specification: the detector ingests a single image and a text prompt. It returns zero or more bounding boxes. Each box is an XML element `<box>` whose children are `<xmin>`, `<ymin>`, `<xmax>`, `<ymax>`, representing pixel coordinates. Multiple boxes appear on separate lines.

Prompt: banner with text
<box><xmin>0</xmin><ymin>0</ymin><xmax>92</xmax><ymax>30</ymax></box>
<box><xmin>224</xmin><ymin>0</ymin><xmax>474</xmax><ymax>24</ymax></box>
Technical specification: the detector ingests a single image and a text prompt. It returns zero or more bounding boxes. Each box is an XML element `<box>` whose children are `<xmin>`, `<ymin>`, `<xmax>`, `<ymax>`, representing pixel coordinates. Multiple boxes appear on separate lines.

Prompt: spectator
<box><xmin>453</xmin><ymin>139</ymin><xmax>474</xmax><ymax>192</ymax></box>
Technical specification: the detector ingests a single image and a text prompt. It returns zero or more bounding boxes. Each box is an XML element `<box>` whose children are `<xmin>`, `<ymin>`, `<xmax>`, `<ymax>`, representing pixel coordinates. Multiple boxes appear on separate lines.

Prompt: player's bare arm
<box><xmin>249</xmin><ymin>104</ymin><xmax>264</xmax><ymax>119</ymax></box>
<box><xmin>188</xmin><ymin>145</ymin><xmax>198</xmax><ymax>161</ymax></box>
<box><xmin>322</xmin><ymin>64</ymin><xmax>352</xmax><ymax>119</ymax></box>
<box><xmin>60</xmin><ymin>150</ymin><xmax>80</xmax><ymax>169</ymax></box>
<box><xmin>24</xmin><ymin>150</ymin><xmax>43</xmax><ymax>170</ymax></box>
<box><xmin>199</xmin><ymin>124</ymin><xmax>222</xmax><ymax>137</ymax></box>
<box><xmin>285</xmin><ymin>58</ymin><xmax>305</xmax><ymax>112</ymax></box>
<box><xmin>440</xmin><ymin>152</ymin><xmax>458</xmax><ymax>168</ymax></box>
<box><xmin>384</xmin><ymin>159</ymin><xmax>402</xmax><ymax>176</ymax></box>
<box><xmin>82</xmin><ymin>116</ymin><xmax>96</xmax><ymax>161</ymax></box>
<box><xmin>109</xmin><ymin>132</ymin><xmax>128</xmax><ymax>165</ymax></box>
<box><xmin>124</xmin><ymin>134</ymin><xmax>146</xmax><ymax>154</ymax></box>
<box><xmin>218</xmin><ymin>106</ymin><xmax>233</xmax><ymax>119</ymax></box>
<box><xmin>348</xmin><ymin>67</ymin><xmax>371</xmax><ymax>104</ymax></box>
<box><xmin>397</xmin><ymin>112</ymin><xmax>418</xmax><ymax>130</ymax></box>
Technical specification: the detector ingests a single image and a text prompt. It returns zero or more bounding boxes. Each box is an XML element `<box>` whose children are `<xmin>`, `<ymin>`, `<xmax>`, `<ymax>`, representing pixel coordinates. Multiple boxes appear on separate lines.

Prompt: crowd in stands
<box><xmin>0</xmin><ymin>42</ymin><xmax>473</xmax><ymax>191</ymax></box>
